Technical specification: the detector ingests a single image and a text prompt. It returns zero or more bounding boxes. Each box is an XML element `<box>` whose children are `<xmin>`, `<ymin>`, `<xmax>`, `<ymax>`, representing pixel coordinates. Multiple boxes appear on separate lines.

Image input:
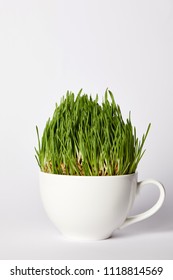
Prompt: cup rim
<box><xmin>39</xmin><ymin>170</ymin><xmax>137</xmax><ymax>178</ymax></box>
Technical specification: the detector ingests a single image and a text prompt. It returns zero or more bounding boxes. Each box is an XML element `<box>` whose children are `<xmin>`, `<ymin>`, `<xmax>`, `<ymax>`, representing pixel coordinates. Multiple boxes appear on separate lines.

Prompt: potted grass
<box><xmin>35</xmin><ymin>89</ymin><xmax>165</xmax><ymax>240</ymax></box>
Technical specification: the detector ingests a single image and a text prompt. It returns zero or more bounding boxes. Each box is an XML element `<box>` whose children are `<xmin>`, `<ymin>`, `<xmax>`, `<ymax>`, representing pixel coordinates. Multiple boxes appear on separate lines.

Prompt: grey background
<box><xmin>0</xmin><ymin>0</ymin><xmax>173</xmax><ymax>259</ymax></box>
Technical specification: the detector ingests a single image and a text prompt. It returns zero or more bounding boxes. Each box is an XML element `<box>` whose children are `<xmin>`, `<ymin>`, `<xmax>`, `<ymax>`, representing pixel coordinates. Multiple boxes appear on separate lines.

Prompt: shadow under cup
<box><xmin>39</xmin><ymin>172</ymin><xmax>165</xmax><ymax>241</ymax></box>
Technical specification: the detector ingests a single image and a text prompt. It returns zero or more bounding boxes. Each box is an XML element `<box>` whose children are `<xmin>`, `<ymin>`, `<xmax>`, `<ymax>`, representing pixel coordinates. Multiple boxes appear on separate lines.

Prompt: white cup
<box><xmin>39</xmin><ymin>172</ymin><xmax>165</xmax><ymax>240</ymax></box>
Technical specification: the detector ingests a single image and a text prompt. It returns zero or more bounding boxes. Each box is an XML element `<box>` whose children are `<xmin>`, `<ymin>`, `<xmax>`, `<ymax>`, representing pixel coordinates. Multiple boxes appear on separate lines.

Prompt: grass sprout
<box><xmin>35</xmin><ymin>89</ymin><xmax>151</xmax><ymax>176</ymax></box>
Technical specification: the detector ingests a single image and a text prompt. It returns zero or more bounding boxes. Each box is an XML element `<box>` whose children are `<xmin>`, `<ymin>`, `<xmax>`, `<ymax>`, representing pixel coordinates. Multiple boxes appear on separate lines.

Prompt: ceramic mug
<box><xmin>39</xmin><ymin>172</ymin><xmax>165</xmax><ymax>240</ymax></box>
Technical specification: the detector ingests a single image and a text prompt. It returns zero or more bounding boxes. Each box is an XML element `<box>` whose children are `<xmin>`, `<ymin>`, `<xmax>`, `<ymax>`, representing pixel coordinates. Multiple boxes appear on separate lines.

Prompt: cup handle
<box><xmin>119</xmin><ymin>179</ymin><xmax>165</xmax><ymax>229</ymax></box>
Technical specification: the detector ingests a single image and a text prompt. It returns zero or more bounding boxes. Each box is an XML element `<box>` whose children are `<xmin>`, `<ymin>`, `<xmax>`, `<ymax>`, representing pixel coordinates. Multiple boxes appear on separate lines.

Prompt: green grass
<box><xmin>35</xmin><ymin>89</ymin><xmax>151</xmax><ymax>176</ymax></box>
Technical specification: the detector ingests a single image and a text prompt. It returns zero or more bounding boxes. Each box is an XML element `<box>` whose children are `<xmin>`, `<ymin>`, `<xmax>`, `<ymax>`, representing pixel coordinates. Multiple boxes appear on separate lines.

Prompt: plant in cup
<box><xmin>35</xmin><ymin>89</ymin><xmax>165</xmax><ymax>241</ymax></box>
<box><xmin>35</xmin><ymin>89</ymin><xmax>150</xmax><ymax>176</ymax></box>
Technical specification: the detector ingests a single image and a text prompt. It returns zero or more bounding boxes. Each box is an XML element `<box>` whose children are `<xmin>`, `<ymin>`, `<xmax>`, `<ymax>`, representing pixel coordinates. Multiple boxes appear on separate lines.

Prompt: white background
<box><xmin>0</xmin><ymin>0</ymin><xmax>173</xmax><ymax>259</ymax></box>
